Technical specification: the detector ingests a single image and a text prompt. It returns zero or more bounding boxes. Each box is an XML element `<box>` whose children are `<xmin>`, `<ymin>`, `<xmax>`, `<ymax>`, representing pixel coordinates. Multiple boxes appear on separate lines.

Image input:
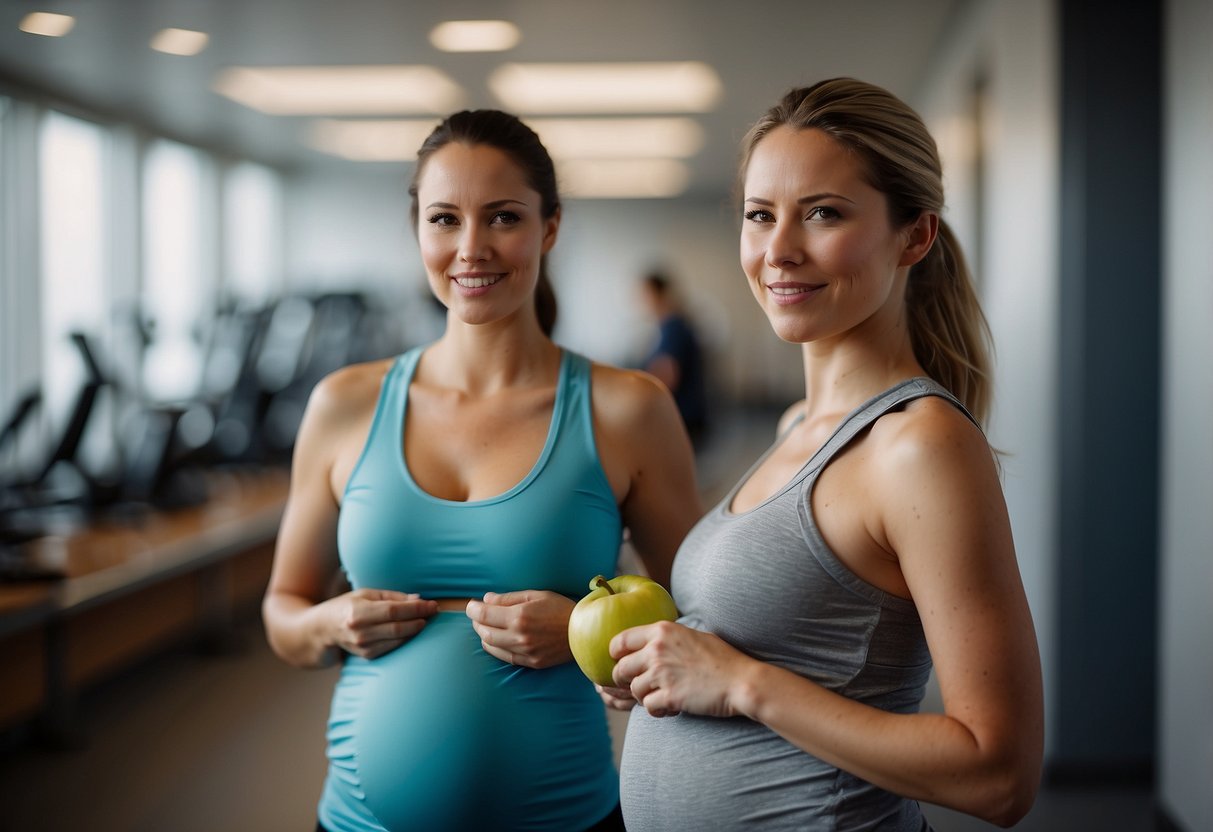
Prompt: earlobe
<box><xmin>541</xmin><ymin>208</ymin><xmax>561</xmax><ymax>254</ymax></box>
<box><xmin>899</xmin><ymin>212</ymin><xmax>939</xmax><ymax>268</ymax></box>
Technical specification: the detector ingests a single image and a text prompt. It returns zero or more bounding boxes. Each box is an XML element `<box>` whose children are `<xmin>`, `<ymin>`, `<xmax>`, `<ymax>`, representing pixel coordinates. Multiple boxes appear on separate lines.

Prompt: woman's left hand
<box><xmin>610</xmin><ymin>621</ymin><xmax>751</xmax><ymax>718</ymax></box>
<box><xmin>466</xmin><ymin>590</ymin><xmax>575</xmax><ymax>669</ymax></box>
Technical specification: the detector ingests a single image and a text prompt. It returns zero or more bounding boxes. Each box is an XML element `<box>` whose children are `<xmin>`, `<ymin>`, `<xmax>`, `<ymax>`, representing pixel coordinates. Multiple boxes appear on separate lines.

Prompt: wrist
<box><xmin>728</xmin><ymin>659</ymin><xmax>771</xmax><ymax>721</ymax></box>
<box><xmin>309</xmin><ymin>599</ymin><xmax>344</xmax><ymax>666</ymax></box>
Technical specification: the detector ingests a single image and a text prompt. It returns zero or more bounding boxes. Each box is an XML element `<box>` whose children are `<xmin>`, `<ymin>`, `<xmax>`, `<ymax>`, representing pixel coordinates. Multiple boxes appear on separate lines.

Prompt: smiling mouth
<box><xmin>767</xmin><ymin>283</ymin><xmax>822</xmax><ymax>295</ymax></box>
<box><xmin>453</xmin><ymin>274</ymin><xmax>503</xmax><ymax>288</ymax></box>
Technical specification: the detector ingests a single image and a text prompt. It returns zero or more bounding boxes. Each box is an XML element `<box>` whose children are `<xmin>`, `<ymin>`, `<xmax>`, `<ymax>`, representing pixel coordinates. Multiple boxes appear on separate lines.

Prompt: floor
<box><xmin>0</xmin><ymin>406</ymin><xmax>1163</xmax><ymax>831</ymax></box>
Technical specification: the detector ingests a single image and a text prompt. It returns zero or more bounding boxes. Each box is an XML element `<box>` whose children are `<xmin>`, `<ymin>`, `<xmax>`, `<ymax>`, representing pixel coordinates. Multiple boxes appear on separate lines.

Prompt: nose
<box><xmin>765</xmin><ymin>220</ymin><xmax>805</xmax><ymax>269</ymax></box>
<box><xmin>458</xmin><ymin>225</ymin><xmax>490</xmax><ymax>263</ymax></box>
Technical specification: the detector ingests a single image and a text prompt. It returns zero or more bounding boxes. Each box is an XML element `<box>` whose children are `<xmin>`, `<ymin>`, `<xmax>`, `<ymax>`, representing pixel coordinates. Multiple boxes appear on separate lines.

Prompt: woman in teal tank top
<box><xmin>262</xmin><ymin>111</ymin><xmax>702</xmax><ymax>832</ymax></box>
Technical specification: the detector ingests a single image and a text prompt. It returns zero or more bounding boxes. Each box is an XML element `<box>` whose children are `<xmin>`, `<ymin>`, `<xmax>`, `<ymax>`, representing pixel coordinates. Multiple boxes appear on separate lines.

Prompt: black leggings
<box><xmin>316</xmin><ymin>803</ymin><xmax>625</xmax><ymax>832</ymax></box>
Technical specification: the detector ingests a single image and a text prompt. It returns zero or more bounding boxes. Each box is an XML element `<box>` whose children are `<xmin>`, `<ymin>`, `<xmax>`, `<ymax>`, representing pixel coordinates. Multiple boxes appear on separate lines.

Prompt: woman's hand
<box><xmin>326</xmin><ymin>588</ymin><xmax>438</xmax><ymax>660</ymax></box>
<box><xmin>610</xmin><ymin>621</ymin><xmax>754</xmax><ymax>718</ymax></box>
<box><xmin>597</xmin><ymin>684</ymin><xmax>638</xmax><ymax>711</ymax></box>
<box><xmin>466</xmin><ymin>590</ymin><xmax>575</xmax><ymax>669</ymax></box>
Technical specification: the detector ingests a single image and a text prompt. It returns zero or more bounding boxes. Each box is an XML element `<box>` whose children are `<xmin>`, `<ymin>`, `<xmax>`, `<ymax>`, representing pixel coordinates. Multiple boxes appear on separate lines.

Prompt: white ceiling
<box><xmin>0</xmin><ymin>0</ymin><xmax>965</xmax><ymax>196</ymax></box>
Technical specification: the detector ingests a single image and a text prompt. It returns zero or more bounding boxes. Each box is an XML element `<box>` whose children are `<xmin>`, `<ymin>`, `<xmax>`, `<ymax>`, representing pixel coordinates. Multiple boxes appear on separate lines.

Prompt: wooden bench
<box><xmin>0</xmin><ymin>469</ymin><xmax>288</xmax><ymax>744</ymax></box>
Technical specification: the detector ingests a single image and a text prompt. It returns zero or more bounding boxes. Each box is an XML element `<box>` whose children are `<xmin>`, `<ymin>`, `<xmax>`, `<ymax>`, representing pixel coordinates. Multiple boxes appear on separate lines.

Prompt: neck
<box><xmin>797</xmin><ymin>311</ymin><xmax>922</xmax><ymax>421</ymax></box>
<box><xmin>426</xmin><ymin>315</ymin><xmax>560</xmax><ymax>396</ymax></box>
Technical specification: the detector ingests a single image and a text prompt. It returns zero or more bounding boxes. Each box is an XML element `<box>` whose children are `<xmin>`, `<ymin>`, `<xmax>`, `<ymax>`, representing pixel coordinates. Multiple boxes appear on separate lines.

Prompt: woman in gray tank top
<box><xmin>607</xmin><ymin>79</ymin><xmax>1044</xmax><ymax>830</ymax></box>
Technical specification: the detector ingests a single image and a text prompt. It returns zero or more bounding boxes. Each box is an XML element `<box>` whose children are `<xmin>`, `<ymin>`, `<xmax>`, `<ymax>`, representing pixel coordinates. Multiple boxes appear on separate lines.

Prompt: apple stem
<box><xmin>595</xmin><ymin>576</ymin><xmax>617</xmax><ymax>596</ymax></box>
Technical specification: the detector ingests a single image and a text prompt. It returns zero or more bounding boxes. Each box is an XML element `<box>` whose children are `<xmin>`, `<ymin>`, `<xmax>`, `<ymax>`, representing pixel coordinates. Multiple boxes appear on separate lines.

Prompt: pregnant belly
<box><xmin>328</xmin><ymin>611</ymin><xmax>616</xmax><ymax>831</ymax></box>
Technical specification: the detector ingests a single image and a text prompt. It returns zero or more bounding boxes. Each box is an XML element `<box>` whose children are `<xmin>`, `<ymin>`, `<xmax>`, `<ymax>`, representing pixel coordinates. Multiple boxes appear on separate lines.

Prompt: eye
<box><xmin>743</xmin><ymin>208</ymin><xmax>774</xmax><ymax>223</ymax></box>
<box><xmin>807</xmin><ymin>206</ymin><xmax>841</xmax><ymax>221</ymax></box>
<box><xmin>427</xmin><ymin>212</ymin><xmax>458</xmax><ymax>227</ymax></box>
<box><xmin>490</xmin><ymin>210</ymin><xmax>521</xmax><ymax>226</ymax></box>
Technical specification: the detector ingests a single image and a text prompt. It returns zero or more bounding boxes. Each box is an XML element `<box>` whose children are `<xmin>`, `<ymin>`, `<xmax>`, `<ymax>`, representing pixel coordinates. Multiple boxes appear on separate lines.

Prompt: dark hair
<box><xmin>643</xmin><ymin>271</ymin><xmax>671</xmax><ymax>296</ymax></box>
<box><xmin>738</xmin><ymin>78</ymin><xmax>993</xmax><ymax>423</ymax></box>
<box><xmin>408</xmin><ymin>110</ymin><xmax>560</xmax><ymax>336</ymax></box>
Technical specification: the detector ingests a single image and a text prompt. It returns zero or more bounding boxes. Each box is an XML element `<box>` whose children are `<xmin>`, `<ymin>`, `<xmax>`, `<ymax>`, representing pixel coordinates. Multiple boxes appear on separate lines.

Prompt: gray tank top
<box><xmin>621</xmin><ymin>377</ymin><xmax>974</xmax><ymax>831</ymax></box>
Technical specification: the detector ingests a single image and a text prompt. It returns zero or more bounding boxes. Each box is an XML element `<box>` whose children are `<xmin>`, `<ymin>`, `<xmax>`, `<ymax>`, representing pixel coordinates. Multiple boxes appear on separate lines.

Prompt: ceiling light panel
<box><xmin>490</xmin><ymin>62</ymin><xmax>722</xmax><ymax>114</ymax></box>
<box><xmin>213</xmin><ymin>66</ymin><xmax>464</xmax><ymax>115</ymax></box>
<box><xmin>151</xmin><ymin>28</ymin><xmax>209</xmax><ymax>56</ymax></box>
<box><xmin>528</xmin><ymin>118</ymin><xmax>704</xmax><ymax>160</ymax></box>
<box><xmin>558</xmin><ymin>159</ymin><xmax>690</xmax><ymax>199</ymax></box>
<box><xmin>19</xmin><ymin>12</ymin><xmax>75</xmax><ymax>37</ymax></box>
<box><xmin>429</xmin><ymin>20</ymin><xmax>520</xmax><ymax>52</ymax></box>
<box><xmin>307</xmin><ymin>119</ymin><xmax>440</xmax><ymax>162</ymax></box>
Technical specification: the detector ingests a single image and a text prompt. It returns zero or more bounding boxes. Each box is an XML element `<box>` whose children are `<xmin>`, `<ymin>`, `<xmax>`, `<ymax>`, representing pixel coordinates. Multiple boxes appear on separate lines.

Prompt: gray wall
<box><xmin>1160</xmin><ymin>1</ymin><xmax>1213</xmax><ymax>828</ymax></box>
<box><xmin>915</xmin><ymin>0</ymin><xmax>1062</xmax><ymax>759</ymax></box>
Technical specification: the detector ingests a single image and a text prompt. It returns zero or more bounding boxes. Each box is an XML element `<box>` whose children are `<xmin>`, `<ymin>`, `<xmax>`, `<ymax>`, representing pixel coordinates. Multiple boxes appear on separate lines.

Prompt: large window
<box><xmin>141</xmin><ymin>139</ymin><xmax>213</xmax><ymax>403</ymax></box>
<box><xmin>39</xmin><ymin>110</ymin><xmax>109</xmax><ymax>436</ymax></box>
<box><xmin>3</xmin><ymin>94</ymin><xmax>285</xmax><ymax>481</ymax></box>
<box><xmin>224</xmin><ymin>161</ymin><xmax>283</xmax><ymax>306</ymax></box>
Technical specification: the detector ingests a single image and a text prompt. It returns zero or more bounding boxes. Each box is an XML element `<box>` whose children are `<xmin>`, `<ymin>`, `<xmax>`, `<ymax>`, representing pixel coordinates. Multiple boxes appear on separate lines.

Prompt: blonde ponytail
<box><xmin>907</xmin><ymin>220</ymin><xmax>992</xmax><ymax>423</ymax></box>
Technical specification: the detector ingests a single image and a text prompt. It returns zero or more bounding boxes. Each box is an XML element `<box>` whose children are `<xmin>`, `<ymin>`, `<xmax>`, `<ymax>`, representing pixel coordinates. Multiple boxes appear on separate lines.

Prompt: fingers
<box><xmin>466</xmin><ymin>592</ymin><xmax>576</xmax><ymax>669</ymax></box>
<box><xmin>467</xmin><ymin>616</ymin><xmax>541</xmax><ymax>666</ymax></box>
<box><xmin>346</xmin><ymin>593</ymin><xmax>437</xmax><ymax>627</ymax></box>
<box><xmin>384</xmin><ymin>597</ymin><xmax>439</xmax><ymax>623</ymax></box>
<box><xmin>609</xmin><ymin>621</ymin><xmax>662</xmax><ymax>659</ymax></box>
<box><xmin>623</xmin><ymin>668</ymin><xmax>681</xmax><ymax>718</ymax></box>
<box><xmin>464</xmin><ymin>599</ymin><xmax>506</xmax><ymax>628</ymax></box>
<box><xmin>357</xmin><ymin>588</ymin><xmax>424</xmax><ymax>602</ymax></box>
<box><xmin>480</xmin><ymin>589</ymin><xmax>537</xmax><ymax>606</ymax></box>
<box><xmin>344</xmin><ymin>616</ymin><xmax>430</xmax><ymax>658</ymax></box>
<box><xmin>465</xmin><ymin>589</ymin><xmax>548</xmax><ymax>626</ymax></box>
<box><xmin>597</xmin><ymin>685</ymin><xmax>638</xmax><ymax>711</ymax></box>
<box><xmin>479</xmin><ymin>642</ymin><xmax>539</xmax><ymax>669</ymax></box>
<box><xmin>337</xmin><ymin>591</ymin><xmax>439</xmax><ymax>659</ymax></box>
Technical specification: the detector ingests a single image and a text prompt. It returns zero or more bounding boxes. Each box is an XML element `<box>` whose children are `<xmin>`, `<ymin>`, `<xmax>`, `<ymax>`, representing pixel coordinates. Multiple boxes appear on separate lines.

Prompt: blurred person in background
<box><xmin>262</xmin><ymin>109</ymin><xmax>701</xmax><ymax>832</ymax></box>
<box><xmin>605</xmin><ymin>78</ymin><xmax>1044</xmax><ymax>831</ymax></box>
<box><xmin>637</xmin><ymin>271</ymin><xmax>711</xmax><ymax>451</ymax></box>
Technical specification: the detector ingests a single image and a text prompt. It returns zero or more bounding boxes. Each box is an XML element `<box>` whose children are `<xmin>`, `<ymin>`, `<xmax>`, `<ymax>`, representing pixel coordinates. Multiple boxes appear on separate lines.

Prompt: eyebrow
<box><xmin>424</xmin><ymin>199</ymin><xmax>530</xmax><ymax>210</ymax></box>
<box><xmin>744</xmin><ymin>192</ymin><xmax>857</xmax><ymax>206</ymax></box>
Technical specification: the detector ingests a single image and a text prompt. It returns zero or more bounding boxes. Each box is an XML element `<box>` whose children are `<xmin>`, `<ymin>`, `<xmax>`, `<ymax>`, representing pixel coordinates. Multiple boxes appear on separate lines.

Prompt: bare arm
<box><xmin>612</xmin><ymin>406</ymin><xmax>1042</xmax><ymax>826</ymax></box>
<box><xmin>262</xmin><ymin>366</ymin><xmax>437</xmax><ymax>669</ymax></box>
<box><xmin>595</xmin><ymin>367</ymin><xmax>703</xmax><ymax>587</ymax></box>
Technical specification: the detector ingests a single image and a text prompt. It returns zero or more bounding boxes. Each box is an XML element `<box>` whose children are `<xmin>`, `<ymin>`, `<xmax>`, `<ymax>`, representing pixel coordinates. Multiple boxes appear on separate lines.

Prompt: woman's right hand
<box><xmin>324</xmin><ymin>588</ymin><xmax>439</xmax><ymax>660</ymax></box>
<box><xmin>597</xmin><ymin>684</ymin><xmax>638</xmax><ymax>711</ymax></box>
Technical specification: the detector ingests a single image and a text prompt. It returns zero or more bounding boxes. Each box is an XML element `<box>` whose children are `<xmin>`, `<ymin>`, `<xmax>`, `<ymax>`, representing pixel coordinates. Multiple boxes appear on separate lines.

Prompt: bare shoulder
<box><xmin>861</xmin><ymin>395</ymin><xmax>1011</xmax><ymax>584</ymax></box>
<box><xmin>873</xmin><ymin>395</ymin><xmax>987</xmax><ymax>455</ymax></box>
<box><xmin>589</xmin><ymin>363</ymin><xmax>678</xmax><ymax>429</ymax></box>
<box><xmin>290</xmin><ymin>357</ymin><xmax>395</xmax><ymax>494</ymax></box>
<box><xmin>307</xmin><ymin>358</ymin><xmax>394</xmax><ymax>425</ymax></box>
<box><xmin>865</xmin><ymin>394</ymin><xmax>998</xmax><ymax>503</ymax></box>
<box><xmin>587</xmin><ymin>362</ymin><xmax>692</xmax><ymax>486</ymax></box>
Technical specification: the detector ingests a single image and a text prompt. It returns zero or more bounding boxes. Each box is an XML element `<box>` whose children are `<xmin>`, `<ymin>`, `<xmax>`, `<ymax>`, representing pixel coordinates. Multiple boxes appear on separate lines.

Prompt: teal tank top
<box><xmin>319</xmin><ymin>347</ymin><xmax>623</xmax><ymax>832</ymax></box>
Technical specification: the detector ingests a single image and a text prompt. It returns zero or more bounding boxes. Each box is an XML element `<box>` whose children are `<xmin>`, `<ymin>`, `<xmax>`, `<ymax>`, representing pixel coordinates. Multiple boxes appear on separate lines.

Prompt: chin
<box><xmin>763</xmin><ymin>314</ymin><xmax>813</xmax><ymax>345</ymax></box>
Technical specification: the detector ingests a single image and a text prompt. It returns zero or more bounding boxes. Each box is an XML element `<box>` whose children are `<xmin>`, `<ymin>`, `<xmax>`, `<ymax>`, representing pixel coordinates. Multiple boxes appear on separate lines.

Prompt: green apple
<box><xmin>568</xmin><ymin>574</ymin><xmax>678</xmax><ymax>686</ymax></box>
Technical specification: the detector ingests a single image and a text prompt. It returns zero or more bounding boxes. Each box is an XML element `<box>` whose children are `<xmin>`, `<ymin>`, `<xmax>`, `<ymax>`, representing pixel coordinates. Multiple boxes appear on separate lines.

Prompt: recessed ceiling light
<box><xmin>527</xmin><ymin>118</ymin><xmax>704</xmax><ymax>160</ymax></box>
<box><xmin>305</xmin><ymin>116</ymin><xmax>705</xmax><ymax>164</ymax></box>
<box><xmin>429</xmin><ymin>20</ymin><xmax>520</xmax><ymax>52</ymax></box>
<box><xmin>150</xmin><ymin>28</ymin><xmax>209</xmax><ymax>56</ymax></box>
<box><xmin>490</xmin><ymin>62</ymin><xmax>722</xmax><ymax>114</ymax></box>
<box><xmin>558</xmin><ymin>159</ymin><xmax>690</xmax><ymax>199</ymax></box>
<box><xmin>18</xmin><ymin>12</ymin><xmax>75</xmax><ymax>37</ymax></box>
<box><xmin>307</xmin><ymin>119</ymin><xmax>440</xmax><ymax>162</ymax></box>
<box><xmin>213</xmin><ymin>66</ymin><xmax>464</xmax><ymax>116</ymax></box>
